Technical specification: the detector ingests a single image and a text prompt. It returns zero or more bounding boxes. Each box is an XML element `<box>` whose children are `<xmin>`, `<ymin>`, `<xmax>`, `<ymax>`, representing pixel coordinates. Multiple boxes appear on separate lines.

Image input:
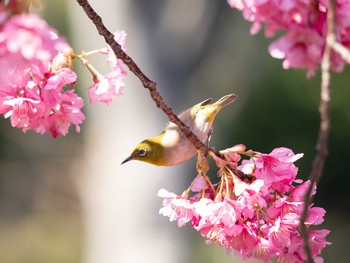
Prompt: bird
<box><xmin>121</xmin><ymin>93</ymin><xmax>236</xmax><ymax>166</ymax></box>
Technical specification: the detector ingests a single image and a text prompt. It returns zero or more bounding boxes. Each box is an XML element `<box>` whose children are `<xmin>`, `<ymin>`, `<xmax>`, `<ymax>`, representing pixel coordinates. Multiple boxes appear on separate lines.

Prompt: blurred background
<box><xmin>0</xmin><ymin>0</ymin><xmax>349</xmax><ymax>262</ymax></box>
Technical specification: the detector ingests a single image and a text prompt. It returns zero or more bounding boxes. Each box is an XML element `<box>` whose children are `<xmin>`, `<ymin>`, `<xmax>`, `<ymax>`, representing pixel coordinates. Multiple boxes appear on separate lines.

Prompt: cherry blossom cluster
<box><xmin>87</xmin><ymin>30</ymin><xmax>127</xmax><ymax>105</ymax></box>
<box><xmin>227</xmin><ymin>0</ymin><xmax>350</xmax><ymax>76</ymax></box>
<box><xmin>158</xmin><ymin>145</ymin><xmax>330</xmax><ymax>262</ymax></box>
<box><xmin>0</xmin><ymin>1</ymin><xmax>127</xmax><ymax>137</ymax></box>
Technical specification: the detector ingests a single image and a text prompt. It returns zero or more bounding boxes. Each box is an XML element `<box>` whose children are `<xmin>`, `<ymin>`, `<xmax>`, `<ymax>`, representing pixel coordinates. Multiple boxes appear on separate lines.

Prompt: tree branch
<box><xmin>299</xmin><ymin>1</ymin><xmax>333</xmax><ymax>262</ymax></box>
<box><xmin>329</xmin><ymin>40</ymin><xmax>350</xmax><ymax>64</ymax></box>
<box><xmin>75</xmin><ymin>0</ymin><xmax>211</xmax><ymax>154</ymax></box>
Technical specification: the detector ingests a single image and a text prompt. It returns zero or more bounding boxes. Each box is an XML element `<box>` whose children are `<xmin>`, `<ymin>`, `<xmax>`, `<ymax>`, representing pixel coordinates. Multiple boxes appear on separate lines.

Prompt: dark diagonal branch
<box><xmin>75</xmin><ymin>0</ymin><xmax>249</xmax><ymax>182</ymax></box>
<box><xmin>75</xmin><ymin>0</ymin><xmax>211</xmax><ymax>154</ymax></box>
<box><xmin>299</xmin><ymin>1</ymin><xmax>333</xmax><ymax>262</ymax></box>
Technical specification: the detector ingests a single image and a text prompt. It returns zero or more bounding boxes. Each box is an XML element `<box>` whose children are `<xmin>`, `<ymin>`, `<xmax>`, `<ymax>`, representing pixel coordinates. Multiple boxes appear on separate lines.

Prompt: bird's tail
<box><xmin>201</xmin><ymin>93</ymin><xmax>237</xmax><ymax>123</ymax></box>
<box><xmin>214</xmin><ymin>93</ymin><xmax>237</xmax><ymax>108</ymax></box>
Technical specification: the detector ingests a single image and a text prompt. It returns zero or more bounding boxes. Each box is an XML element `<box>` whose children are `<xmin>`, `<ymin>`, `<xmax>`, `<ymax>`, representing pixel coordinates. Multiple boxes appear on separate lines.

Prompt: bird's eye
<box><xmin>137</xmin><ymin>148</ymin><xmax>147</xmax><ymax>157</ymax></box>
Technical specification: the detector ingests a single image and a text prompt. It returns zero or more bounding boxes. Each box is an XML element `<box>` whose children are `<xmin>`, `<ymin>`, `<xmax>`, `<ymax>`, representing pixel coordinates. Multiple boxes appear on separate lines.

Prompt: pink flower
<box><xmin>309</xmin><ymin>229</ymin><xmax>331</xmax><ymax>259</ymax></box>
<box><xmin>41</xmin><ymin>68</ymin><xmax>77</xmax><ymax>108</ymax></box>
<box><xmin>193</xmin><ymin>198</ymin><xmax>240</xmax><ymax>229</ymax></box>
<box><xmin>268</xmin><ymin>213</ymin><xmax>299</xmax><ymax>249</ymax></box>
<box><xmin>275</xmin><ymin>233</ymin><xmax>304</xmax><ymax>263</ymax></box>
<box><xmin>232</xmin><ymin>177</ymin><xmax>268</xmax><ymax>219</ymax></box>
<box><xmin>41</xmin><ymin>90</ymin><xmax>84</xmax><ymax>138</ymax></box>
<box><xmin>88</xmin><ymin>70</ymin><xmax>125</xmax><ymax>105</ymax></box>
<box><xmin>228</xmin><ymin>0</ymin><xmax>350</xmax><ymax>75</ymax></box>
<box><xmin>267</xmin><ymin>197</ymin><xmax>303</xmax><ymax>220</ymax></box>
<box><xmin>158</xmin><ymin>146</ymin><xmax>330</xmax><ymax>262</ymax></box>
<box><xmin>189</xmin><ymin>175</ymin><xmax>216</xmax><ymax>199</ymax></box>
<box><xmin>193</xmin><ymin>197</ymin><xmax>246</xmax><ymax>249</ymax></box>
<box><xmin>0</xmin><ymin>68</ymin><xmax>84</xmax><ymax>137</ymax></box>
<box><xmin>0</xmin><ymin>14</ymin><xmax>71</xmax><ymax>88</ymax></box>
<box><xmin>158</xmin><ymin>189</ymin><xmax>194</xmax><ymax>227</ymax></box>
<box><xmin>269</xmin><ymin>28</ymin><xmax>324</xmax><ymax>77</ymax></box>
<box><xmin>0</xmin><ymin>13</ymin><xmax>83</xmax><ymax>137</ymax></box>
<box><xmin>306</xmin><ymin>207</ymin><xmax>326</xmax><ymax>225</ymax></box>
<box><xmin>3</xmin><ymin>96</ymin><xmax>43</xmax><ymax>130</ymax></box>
<box><xmin>229</xmin><ymin>225</ymin><xmax>258</xmax><ymax>256</ymax></box>
<box><xmin>253</xmin><ymin>147</ymin><xmax>303</xmax><ymax>191</ymax></box>
<box><xmin>219</xmin><ymin>144</ymin><xmax>245</xmax><ymax>164</ymax></box>
<box><xmin>88</xmin><ymin>30</ymin><xmax>127</xmax><ymax>105</ymax></box>
<box><xmin>290</xmin><ymin>180</ymin><xmax>316</xmax><ymax>202</ymax></box>
<box><xmin>250</xmin><ymin>237</ymin><xmax>274</xmax><ymax>262</ymax></box>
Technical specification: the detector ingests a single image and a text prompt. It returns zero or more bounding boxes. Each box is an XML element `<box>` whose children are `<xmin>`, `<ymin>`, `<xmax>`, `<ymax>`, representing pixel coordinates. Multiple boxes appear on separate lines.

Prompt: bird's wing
<box><xmin>174</xmin><ymin>98</ymin><xmax>211</xmax><ymax>125</ymax></box>
<box><xmin>198</xmin><ymin>98</ymin><xmax>213</xmax><ymax>107</ymax></box>
<box><xmin>214</xmin><ymin>93</ymin><xmax>236</xmax><ymax>107</ymax></box>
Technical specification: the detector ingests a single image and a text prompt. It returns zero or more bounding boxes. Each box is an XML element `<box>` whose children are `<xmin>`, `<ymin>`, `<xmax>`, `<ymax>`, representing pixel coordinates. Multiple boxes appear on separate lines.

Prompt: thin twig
<box><xmin>329</xmin><ymin>41</ymin><xmax>350</xmax><ymax>64</ymax></box>
<box><xmin>75</xmin><ymin>0</ymin><xmax>211</xmax><ymax>154</ymax></box>
<box><xmin>299</xmin><ymin>1</ymin><xmax>333</xmax><ymax>262</ymax></box>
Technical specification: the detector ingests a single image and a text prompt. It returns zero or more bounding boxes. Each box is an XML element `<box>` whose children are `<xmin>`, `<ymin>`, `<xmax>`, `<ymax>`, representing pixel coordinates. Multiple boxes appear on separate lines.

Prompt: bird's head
<box><xmin>122</xmin><ymin>136</ymin><xmax>165</xmax><ymax>166</ymax></box>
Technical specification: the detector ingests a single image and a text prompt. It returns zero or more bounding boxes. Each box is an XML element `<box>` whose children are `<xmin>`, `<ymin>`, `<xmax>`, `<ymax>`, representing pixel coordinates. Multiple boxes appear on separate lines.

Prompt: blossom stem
<box><xmin>224</xmin><ymin>174</ymin><xmax>230</xmax><ymax>197</ymax></box>
<box><xmin>78</xmin><ymin>57</ymin><xmax>101</xmax><ymax>80</ymax></box>
<box><xmin>201</xmin><ymin>175</ymin><xmax>207</xmax><ymax>199</ymax></box>
<box><xmin>83</xmin><ymin>49</ymin><xmax>103</xmax><ymax>57</ymax></box>
<box><xmin>299</xmin><ymin>1</ymin><xmax>333</xmax><ymax>262</ymax></box>
<box><xmin>71</xmin><ymin>50</ymin><xmax>102</xmax><ymax>60</ymax></box>
<box><xmin>218</xmin><ymin>171</ymin><xmax>225</xmax><ymax>198</ymax></box>
<box><xmin>207</xmin><ymin>178</ymin><xmax>217</xmax><ymax>197</ymax></box>
<box><xmin>254</xmin><ymin>204</ymin><xmax>262</xmax><ymax>237</ymax></box>
<box><xmin>182</xmin><ymin>173</ymin><xmax>202</xmax><ymax>198</ymax></box>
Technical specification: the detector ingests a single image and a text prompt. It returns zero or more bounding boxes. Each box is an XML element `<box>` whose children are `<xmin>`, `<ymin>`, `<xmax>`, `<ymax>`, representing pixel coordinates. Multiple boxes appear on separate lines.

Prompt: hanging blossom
<box><xmin>0</xmin><ymin>1</ymin><xmax>128</xmax><ymax>137</ymax></box>
<box><xmin>227</xmin><ymin>0</ymin><xmax>350</xmax><ymax>77</ymax></box>
<box><xmin>87</xmin><ymin>30</ymin><xmax>128</xmax><ymax>105</ymax></box>
<box><xmin>158</xmin><ymin>145</ymin><xmax>330</xmax><ymax>262</ymax></box>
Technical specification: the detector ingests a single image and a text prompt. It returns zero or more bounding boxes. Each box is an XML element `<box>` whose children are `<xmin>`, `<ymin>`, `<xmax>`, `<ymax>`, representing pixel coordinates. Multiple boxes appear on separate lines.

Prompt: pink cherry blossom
<box><xmin>158</xmin><ymin>146</ymin><xmax>330</xmax><ymax>262</ymax></box>
<box><xmin>0</xmin><ymin>13</ymin><xmax>84</xmax><ymax>137</ymax></box>
<box><xmin>1</xmin><ymin>67</ymin><xmax>84</xmax><ymax>137</ymax></box>
<box><xmin>253</xmin><ymin>147</ymin><xmax>303</xmax><ymax>191</ymax></box>
<box><xmin>267</xmin><ymin>196</ymin><xmax>303</xmax><ymax>220</ymax></box>
<box><xmin>88</xmin><ymin>70</ymin><xmax>125</xmax><ymax>105</ymax></box>
<box><xmin>268</xmin><ymin>213</ymin><xmax>299</xmax><ymax>249</ymax></box>
<box><xmin>0</xmin><ymin>10</ymin><xmax>128</xmax><ymax>135</ymax></box>
<box><xmin>228</xmin><ymin>0</ymin><xmax>350</xmax><ymax>75</ymax></box>
<box><xmin>306</xmin><ymin>207</ymin><xmax>326</xmax><ymax>225</ymax></box>
<box><xmin>275</xmin><ymin>233</ymin><xmax>304</xmax><ymax>262</ymax></box>
<box><xmin>42</xmin><ymin>90</ymin><xmax>85</xmax><ymax>138</ymax></box>
<box><xmin>0</xmin><ymin>14</ymin><xmax>72</xmax><ymax>88</ymax></box>
<box><xmin>190</xmin><ymin>174</ymin><xmax>211</xmax><ymax>193</ymax></box>
<box><xmin>88</xmin><ymin>30</ymin><xmax>127</xmax><ymax>105</ymax></box>
<box><xmin>290</xmin><ymin>180</ymin><xmax>316</xmax><ymax>202</ymax></box>
<box><xmin>158</xmin><ymin>189</ymin><xmax>195</xmax><ymax>227</ymax></box>
<box><xmin>269</xmin><ymin>28</ymin><xmax>324</xmax><ymax>77</ymax></box>
<box><xmin>3</xmin><ymin>96</ymin><xmax>43</xmax><ymax>130</ymax></box>
<box><xmin>309</xmin><ymin>229</ymin><xmax>331</xmax><ymax>258</ymax></box>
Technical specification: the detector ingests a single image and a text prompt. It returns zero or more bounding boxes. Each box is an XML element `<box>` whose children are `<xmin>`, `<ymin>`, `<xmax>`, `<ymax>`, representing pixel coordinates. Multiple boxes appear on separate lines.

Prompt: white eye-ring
<box><xmin>137</xmin><ymin>148</ymin><xmax>147</xmax><ymax>157</ymax></box>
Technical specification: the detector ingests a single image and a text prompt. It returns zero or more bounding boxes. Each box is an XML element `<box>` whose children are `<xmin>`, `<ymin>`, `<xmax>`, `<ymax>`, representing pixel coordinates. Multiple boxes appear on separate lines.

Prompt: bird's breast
<box><xmin>159</xmin><ymin>116</ymin><xmax>213</xmax><ymax>166</ymax></box>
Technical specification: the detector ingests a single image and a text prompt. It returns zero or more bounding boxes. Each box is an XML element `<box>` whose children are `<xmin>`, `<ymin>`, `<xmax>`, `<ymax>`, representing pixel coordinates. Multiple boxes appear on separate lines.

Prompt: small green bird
<box><xmin>122</xmin><ymin>93</ymin><xmax>236</xmax><ymax>166</ymax></box>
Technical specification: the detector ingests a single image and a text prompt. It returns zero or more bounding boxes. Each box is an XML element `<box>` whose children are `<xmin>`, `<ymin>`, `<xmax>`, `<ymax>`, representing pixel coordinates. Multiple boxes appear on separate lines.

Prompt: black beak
<box><xmin>121</xmin><ymin>156</ymin><xmax>133</xmax><ymax>165</ymax></box>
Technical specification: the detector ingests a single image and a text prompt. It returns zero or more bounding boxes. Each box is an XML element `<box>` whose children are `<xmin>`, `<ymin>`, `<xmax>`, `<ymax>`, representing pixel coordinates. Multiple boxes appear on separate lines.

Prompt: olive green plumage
<box><xmin>122</xmin><ymin>94</ymin><xmax>236</xmax><ymax>166</ymax></box>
